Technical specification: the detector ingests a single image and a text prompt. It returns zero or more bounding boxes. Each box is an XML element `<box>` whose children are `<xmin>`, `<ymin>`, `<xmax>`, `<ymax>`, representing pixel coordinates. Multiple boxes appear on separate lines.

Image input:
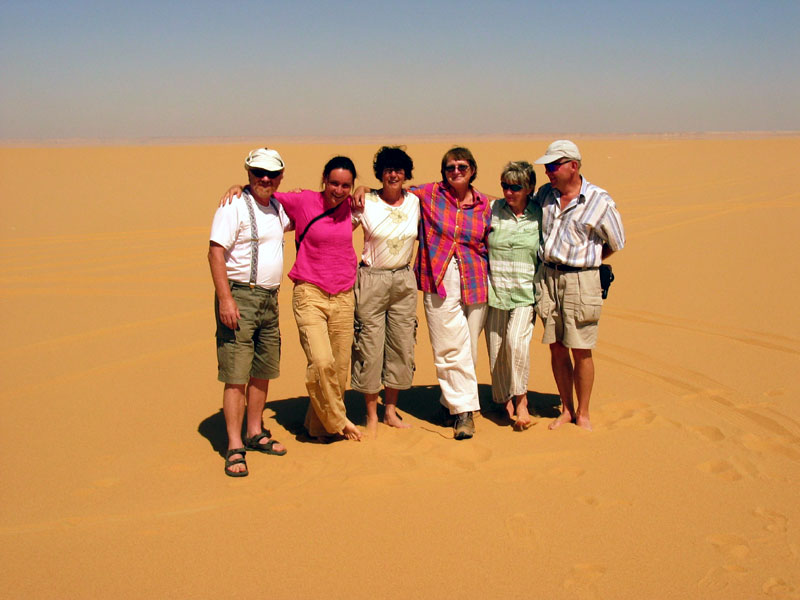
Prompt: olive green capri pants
<box><xmin>351</xmin><ymin>264</ymin><xmax>417</xmax><ymax>394</ymax></box>
<box><xmin>215</xmin><ymin>281</ymin><xmax>280</xmax><ymax>384</ymax></box>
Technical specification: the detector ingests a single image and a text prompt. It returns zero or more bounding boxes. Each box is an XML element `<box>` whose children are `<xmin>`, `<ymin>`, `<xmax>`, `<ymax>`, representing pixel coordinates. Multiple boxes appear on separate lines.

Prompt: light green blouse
<box><xmin>487</xmin><ymin>198</ymin><xmax>542</xmax><ymax>310</ymax></box>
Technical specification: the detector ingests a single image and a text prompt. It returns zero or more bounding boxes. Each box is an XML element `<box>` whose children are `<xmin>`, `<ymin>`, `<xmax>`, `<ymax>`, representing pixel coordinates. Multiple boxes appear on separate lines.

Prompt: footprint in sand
<box><xmin>602</xmin><ymin>400</ymin><xmax>656</xmax><ymax>429</ymax></box>
<box><xmin>688</xmin><ymin>425</ymin><xmax>726</xmax><ymax>443</ymax></box>
<box><xmin>762</xmin><ymin>577</ymin><xmax>799</xmax><ymax>599</ymax></box>
<box><xmin>698</xmin><ymin>565</ymin><xmax>749</xmax><ymax>592</ymax></box>
<box><xmin>563</xmin><ymin>563</ymin><xmax>607</xmax><ymax>594</ymax></box>
<box><xmin>754</xmin><ymin>507</ymin><xmax>788</xmax><ymax>534</ymax></box>
<box><xmin>696</xmin><ymin>459</ymin><xmax>743</xmax><ymax>482</ymax></box>
<box><xmin>706</xmin><ymin>533</ymin><xmax>751</xmax><ymax>560</ymax></box>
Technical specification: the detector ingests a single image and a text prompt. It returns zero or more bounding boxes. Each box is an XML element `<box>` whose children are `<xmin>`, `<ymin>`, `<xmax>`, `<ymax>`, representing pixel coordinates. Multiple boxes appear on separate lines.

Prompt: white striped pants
<box><xmin>484</xmin><ymin>305</ymin><xmax>535</xmax><ymax>404</ymax></box>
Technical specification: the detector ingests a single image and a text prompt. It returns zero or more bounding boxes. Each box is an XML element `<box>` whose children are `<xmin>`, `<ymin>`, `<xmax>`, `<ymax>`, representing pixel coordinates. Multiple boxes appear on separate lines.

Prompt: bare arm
<box><xmin>208</xmin><ymin>242</ymin><xmax>240</xmax><ymax>329</ymax></box>
<box><xmin>351</xmin><ymin>185</ymin><xmax>372</xmax><ymax>211</ymax></box>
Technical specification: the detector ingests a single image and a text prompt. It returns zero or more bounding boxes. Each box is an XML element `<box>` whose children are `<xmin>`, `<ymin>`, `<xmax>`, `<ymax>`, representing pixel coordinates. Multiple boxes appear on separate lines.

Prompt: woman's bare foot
<box><xmin>575</xmin><ymin>415</ymin><xmax>593</xmax><ymax>431</ymax></box>
<box><xmin>548</xmin><ymin>411</ymin><xmax>575</xmax><ymax>430</ymax></box>
<box><xmin>503</xmin><ymin>399</ymin><xmax>515</xmax><ymax>421</ymax></box>
<box><xmin>343</xmin><ymin>420</ymin><xmax>362</xmax><ymax>441</ymax></box>
<box><xmin>513</xmin><ymin>404</ymin><xmax>533</xmax><ymax>431</ymax></box>
<box><xmin>384</xmin><ymin>406</ymin><xmax>411</xmax><ymax>429</ymax></box>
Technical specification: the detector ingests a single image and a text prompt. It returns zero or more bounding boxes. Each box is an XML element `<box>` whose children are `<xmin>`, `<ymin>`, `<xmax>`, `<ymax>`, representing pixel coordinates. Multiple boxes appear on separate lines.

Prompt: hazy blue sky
<box><xmin>1</xmin><ymin>0</ymin><xmax>798</xmax><ymax>140</ymax></box>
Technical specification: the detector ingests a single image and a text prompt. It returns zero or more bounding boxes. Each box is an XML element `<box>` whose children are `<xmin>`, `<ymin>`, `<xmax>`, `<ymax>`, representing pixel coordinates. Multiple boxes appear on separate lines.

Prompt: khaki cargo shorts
<box><xmin>534</xmin><ymin>266</ymin><xmax>602</xmax><ymax>349</ymax></box>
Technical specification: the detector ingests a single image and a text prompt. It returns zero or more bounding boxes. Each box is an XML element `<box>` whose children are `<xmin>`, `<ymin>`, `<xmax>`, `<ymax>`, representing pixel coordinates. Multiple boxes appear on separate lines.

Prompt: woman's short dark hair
<box><xmin>441</xmin><ymin>146</ymin><xmax>477</xmax><ymax>184</ymax></box>
<box><xmin>373</xmin><ymin>146</ymin><xmax>414</xmax><ymax>180</ymax></box>
<box><xmin>322</xmin><ymin>156</ymin><xmax>357</xmax><ymax>184</ymax></box>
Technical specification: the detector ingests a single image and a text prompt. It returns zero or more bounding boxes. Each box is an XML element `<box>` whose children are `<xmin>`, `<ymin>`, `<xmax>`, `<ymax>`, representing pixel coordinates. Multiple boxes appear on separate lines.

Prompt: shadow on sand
<box><xmin>198</xmin><ymin>385</ymin><xmax>560</xmax><ymax>454</ymax></box>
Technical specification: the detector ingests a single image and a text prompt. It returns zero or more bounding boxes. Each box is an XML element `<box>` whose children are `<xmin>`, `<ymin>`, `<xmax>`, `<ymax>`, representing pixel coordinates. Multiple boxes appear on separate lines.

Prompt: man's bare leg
<box><xmin>223</xmin><ymin>383</ymin><xmax>247</xmax><ymax>474</ymax></box>
<box><xmin>383</xmin><ymin>387</ymin><xmax>411</xmax><ymax>429</ymax></box>
<box><xmin>245</xmin><ymin>377</ymin><xmax>286</xmax><ymax>452</ymax></box>
<box><xmin>548</xmin><ymin>342</ymin><xmax>576</xmax><ymax>430</ymax></box>
<box><xmin>364</xmin><ymin>392</ymin><xmax>379</xmax><ymax>437</ymax></box>
<box><xmin>571</xmin><ymin>349</ymin><xmax>594</xmax><ymax>431</ymax></box>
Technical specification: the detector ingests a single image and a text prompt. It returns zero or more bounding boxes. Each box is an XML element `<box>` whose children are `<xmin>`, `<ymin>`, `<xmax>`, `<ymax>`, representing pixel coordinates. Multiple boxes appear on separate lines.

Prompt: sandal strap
<box><xmin>245</xmin><ymin>432</ymin><xmax>269</xmax><ymax>447</ymax></box>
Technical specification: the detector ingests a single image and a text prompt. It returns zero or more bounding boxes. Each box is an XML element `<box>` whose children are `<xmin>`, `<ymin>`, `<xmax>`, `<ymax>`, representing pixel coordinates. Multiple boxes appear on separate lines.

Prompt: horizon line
<box><xmin>2</xmin><ymin>130</ymin><xmax>798</xmax><ymax>148</ymax></box>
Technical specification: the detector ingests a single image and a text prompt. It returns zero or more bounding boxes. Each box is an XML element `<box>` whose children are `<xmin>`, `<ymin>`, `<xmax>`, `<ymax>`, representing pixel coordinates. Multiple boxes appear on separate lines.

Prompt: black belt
<box><xmin>229</xmin><ymin>280</ymin><xmax>279</xmax><ymax>294</ymax></box>
<box><xmin>544</xmin><ymin>262</ymin><xmax>597</xmax><ymax>273</ymax></box>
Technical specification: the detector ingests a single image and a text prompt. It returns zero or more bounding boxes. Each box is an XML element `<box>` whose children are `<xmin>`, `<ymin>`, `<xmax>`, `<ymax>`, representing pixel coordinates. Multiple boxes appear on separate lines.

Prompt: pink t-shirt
<box><xmin>273</xmin><ymin>190</ymin><xmax>357</xmax><ymax>294</ymax></box>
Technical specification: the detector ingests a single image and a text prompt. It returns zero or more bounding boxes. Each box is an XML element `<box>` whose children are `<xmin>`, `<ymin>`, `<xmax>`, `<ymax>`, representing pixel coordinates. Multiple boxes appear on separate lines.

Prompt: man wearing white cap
<box><xmin>533</xmin><ymin>140</ymin><xmax>625</xmax><ymax>431</ymax></box>
<box><xmin>208</xmin><ymin>148</ymin><xmax>293</xmax><ymax>476</ymax></box>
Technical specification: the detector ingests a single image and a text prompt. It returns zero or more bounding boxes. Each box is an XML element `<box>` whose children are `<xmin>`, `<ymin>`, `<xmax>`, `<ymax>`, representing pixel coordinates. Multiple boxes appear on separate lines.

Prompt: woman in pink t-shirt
<box><xmin>275</xmin><ymin>157</ymin><xmax>362</xmax><ymax>441</ymax></box>
<box><xmin>221</xmin><ymin>157</ymin><xmax>362</xmax><ymax>442</ymax></box>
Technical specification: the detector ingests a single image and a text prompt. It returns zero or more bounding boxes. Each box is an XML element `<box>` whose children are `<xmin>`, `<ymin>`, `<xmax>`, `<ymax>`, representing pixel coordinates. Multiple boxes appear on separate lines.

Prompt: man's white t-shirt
<box><xmin>209</xmin><ymin>190</ymin><xmax>293</xmax><ymax>288</ymax></box>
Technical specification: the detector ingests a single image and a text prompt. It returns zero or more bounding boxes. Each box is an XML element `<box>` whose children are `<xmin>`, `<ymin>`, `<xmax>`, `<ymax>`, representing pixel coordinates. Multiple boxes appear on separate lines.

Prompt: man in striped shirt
<box><xmin>533</xmin><ymin>140</ymin><xmax>625</xmax><ymax>431</ymax></box>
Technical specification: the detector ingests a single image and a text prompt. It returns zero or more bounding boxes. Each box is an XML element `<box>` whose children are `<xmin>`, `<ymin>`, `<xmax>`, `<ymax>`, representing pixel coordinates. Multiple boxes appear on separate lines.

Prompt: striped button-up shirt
<box><xmin>412</xmin><ymin>181</ymin><xmax>492</xmax><ymax>304</ymax></box>
<box><xmin>538</xmin><ymin>177</ymin><xmax>625</xmax><ymax>268</ymax></box>
<box><xmin>487</xmin><ymin>198</ymin><xmax>542</xmax><ymax>309</ymax></box>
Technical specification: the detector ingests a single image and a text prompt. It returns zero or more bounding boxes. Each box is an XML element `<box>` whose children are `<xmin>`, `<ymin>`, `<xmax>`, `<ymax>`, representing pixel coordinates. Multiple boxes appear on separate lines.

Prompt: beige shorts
<box><xmin>351</xmin><ymin>265</ymin><xmax>417</xmax><ymax>393</ymax></box>
<box><xmin>534</xmin><ymin>266</ymin><xmax>602</xmax><ymax>349</ymax></box>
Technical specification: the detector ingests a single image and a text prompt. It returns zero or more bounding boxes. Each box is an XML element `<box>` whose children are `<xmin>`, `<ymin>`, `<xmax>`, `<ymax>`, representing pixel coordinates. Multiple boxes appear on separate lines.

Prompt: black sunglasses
<box><xmin>544</xmin><ymin>160</ymin><xmax>572</xmax><ymax>173</ymax></box>
<box><xmin>249</xmin><ymin>167</ymin><xmax>283</xmax><ymax>179</ymax></box>
<box><xmin>500</xmin><ymin>182</ymin><xmax>523</xmax><ymax>192</ymax></box>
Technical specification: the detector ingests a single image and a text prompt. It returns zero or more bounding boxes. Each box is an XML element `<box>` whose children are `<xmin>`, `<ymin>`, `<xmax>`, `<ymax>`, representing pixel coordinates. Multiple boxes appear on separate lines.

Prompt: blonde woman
<box><xmin>485</xmin><ymin>161</ymin><xmax>541</xmax><ymax>430</ymax></box>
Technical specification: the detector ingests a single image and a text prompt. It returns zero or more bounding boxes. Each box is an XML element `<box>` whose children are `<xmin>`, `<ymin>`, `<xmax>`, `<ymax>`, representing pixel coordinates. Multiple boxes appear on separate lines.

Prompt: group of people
<box><xmin>208</xmin><ymin>141</ymin><xmax>625</xmax><ymax>477</ymax></box>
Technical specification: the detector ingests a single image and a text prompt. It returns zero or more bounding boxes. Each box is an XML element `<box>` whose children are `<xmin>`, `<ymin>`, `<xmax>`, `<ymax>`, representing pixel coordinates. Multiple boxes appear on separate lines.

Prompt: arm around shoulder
<box><xmin>219</xmin><ymin>184</ymin><xmax>246</xmax><ymax>207</ymax></box>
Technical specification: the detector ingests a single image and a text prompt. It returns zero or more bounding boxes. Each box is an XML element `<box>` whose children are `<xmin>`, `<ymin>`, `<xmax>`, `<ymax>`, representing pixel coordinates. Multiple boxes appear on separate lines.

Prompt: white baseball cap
<box><xmin>534</xmin><ymin>140</ymin><xmax>582</xmax><ymax>164</ymax></box>
<box><xmin>244</xmin><ymin>147</ymin><xmax>285</xmax><ymax>171</ymax></box>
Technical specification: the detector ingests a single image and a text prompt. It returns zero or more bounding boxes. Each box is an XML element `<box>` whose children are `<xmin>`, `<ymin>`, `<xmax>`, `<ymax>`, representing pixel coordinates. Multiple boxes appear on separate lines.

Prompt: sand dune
<box><xmin>1</xmin><ymin>136</ymin><xmax>798</xmax><ymax>599</ymax></box>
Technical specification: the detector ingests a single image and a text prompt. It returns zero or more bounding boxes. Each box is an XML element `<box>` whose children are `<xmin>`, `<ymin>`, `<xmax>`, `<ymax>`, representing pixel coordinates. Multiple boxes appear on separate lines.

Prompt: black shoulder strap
<box><xmin>295</xmin><ymin>202</ymin><xmax>340</xmax><ymax>251</ymax></box>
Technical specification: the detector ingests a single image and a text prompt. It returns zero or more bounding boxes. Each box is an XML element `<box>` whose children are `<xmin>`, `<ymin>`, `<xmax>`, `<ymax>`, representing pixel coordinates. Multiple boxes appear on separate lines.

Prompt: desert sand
<box><xmin>1</xmin><ymin>136</ymin><xmax>798</xmax><ymax>599</ymax></box>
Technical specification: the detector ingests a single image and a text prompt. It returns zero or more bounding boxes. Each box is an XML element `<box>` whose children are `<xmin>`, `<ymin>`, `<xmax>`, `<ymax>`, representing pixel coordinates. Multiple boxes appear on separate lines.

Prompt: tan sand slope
<box><xmin>1</xmin><ymin>136</ymin><xmax>799</xmax><ymax>599</ymax></box>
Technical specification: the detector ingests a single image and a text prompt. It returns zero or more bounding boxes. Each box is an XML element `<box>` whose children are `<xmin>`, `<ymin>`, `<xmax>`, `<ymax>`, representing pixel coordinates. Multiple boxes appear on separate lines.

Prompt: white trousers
<box><xmin>423</xmin><ymin>259</ymin><xmax>487</xmax><ymax>415</ymax></box>
<box><xmin>484</xmin><ymin>305</ymin><xmax>535</xmax><ymax>404</ymax></box>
